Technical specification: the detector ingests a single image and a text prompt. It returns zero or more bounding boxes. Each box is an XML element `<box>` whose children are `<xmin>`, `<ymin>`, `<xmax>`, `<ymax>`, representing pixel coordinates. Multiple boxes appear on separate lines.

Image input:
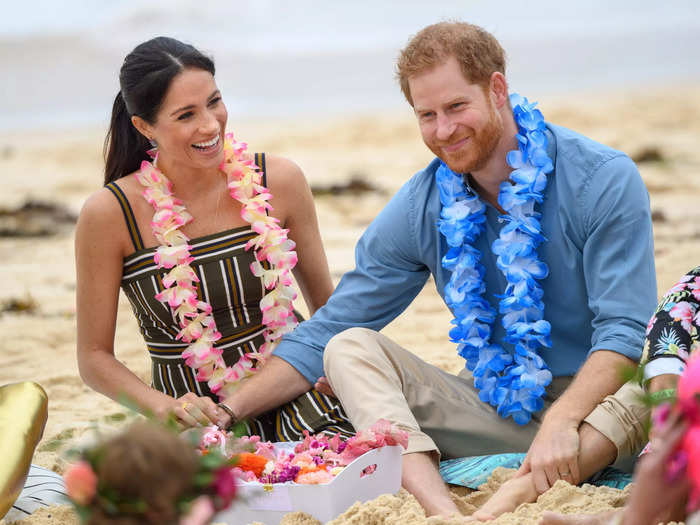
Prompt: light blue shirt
<box><xmin>275</xmin><ymin>124</ymin><xmax>658</xmax><ymax>384</ymax></box>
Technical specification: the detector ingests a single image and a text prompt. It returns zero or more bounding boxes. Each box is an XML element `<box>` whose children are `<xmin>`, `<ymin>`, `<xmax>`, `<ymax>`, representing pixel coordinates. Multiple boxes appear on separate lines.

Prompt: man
<box><xmin>220</xmin><ymin>22</ymin><xmax>656</xmax><ymax>518</ymax></box>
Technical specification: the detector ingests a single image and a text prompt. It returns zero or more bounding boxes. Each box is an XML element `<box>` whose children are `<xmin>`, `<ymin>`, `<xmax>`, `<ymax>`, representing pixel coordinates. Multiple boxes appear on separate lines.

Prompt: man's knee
<box><xmin>324</xmin><ymin>327</ymin><xmax>381</xmax><ymax>372</ymax></box>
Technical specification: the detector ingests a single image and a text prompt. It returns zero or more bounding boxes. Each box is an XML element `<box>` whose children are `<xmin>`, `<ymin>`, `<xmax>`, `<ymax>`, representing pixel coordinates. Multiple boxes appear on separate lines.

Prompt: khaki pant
<box><xmin>324</xmin><ymin>327</ymin><xmax>648</xmax><ymax>463</ymax></box>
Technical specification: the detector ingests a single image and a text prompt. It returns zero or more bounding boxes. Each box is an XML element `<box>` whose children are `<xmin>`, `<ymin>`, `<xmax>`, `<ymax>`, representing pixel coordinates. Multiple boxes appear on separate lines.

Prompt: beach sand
<box><xmin>1</xmin><ymin>86</ymin><xmax>699</xmax><ymax>524</ymax></box>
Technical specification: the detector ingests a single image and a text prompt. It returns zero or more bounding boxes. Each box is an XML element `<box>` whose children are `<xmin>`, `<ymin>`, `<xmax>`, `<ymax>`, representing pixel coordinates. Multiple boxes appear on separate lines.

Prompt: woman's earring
<box><xmin>146</xmin><ymin>138</ymin><xmax>158</xmax><ymax>159</ymax></box>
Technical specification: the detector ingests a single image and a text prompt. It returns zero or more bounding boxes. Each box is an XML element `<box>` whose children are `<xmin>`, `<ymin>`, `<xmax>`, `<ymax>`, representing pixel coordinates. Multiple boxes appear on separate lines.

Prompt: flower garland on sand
<box><xmin>197</xmin><ymin>419</ymin><xmax>409</xmax><ymax>485</ymax></box>
<box><xmin>436</xmin><ymin>94</ymin><xmax>554</xmax><ymax>424</ymax></box>
<box><xmin>136</xmin><ymin>133</ymin><xmax>298</xmax><ymax>399</ymax></box>
<box><xmin>63</xmin><ymin>425</ymin><xmax>238</xmax><ymax>523</ymax></box>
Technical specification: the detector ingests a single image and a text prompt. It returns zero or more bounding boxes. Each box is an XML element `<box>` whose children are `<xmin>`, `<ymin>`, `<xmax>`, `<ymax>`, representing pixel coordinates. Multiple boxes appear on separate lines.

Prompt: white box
<box><xmin>215</xmin><ymin>444</ymin><xmax>402</xmax><ymax>525</ymax></box>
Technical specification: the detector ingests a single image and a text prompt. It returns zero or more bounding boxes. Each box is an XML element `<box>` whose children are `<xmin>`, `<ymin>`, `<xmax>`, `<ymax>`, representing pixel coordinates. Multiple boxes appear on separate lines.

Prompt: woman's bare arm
<box><xmin>266</xmin><ymin>155</ymin><xmax>334</xmax><ymax>315</ymax></box>
<box><xmin>75</xmin><ymin>188</ymin><xmax>226</xmax><ymax>426</ymax></box>
<box><xmin>75</xmin><ymin>188</ymin><xmax>178</xmax><ymax>416</ymax></box>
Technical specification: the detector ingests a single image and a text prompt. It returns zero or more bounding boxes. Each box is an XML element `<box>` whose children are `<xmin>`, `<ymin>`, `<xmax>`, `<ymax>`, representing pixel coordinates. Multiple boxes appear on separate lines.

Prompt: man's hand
<box><xmin>517</xmin><ymin>351</ymin><xmax>635</xmax><ymax>494</ymax></box>
<box><xmin>516</xmin><ymin>415</ymin><xmax>581</xmax><ymax>493</ymax></box>
<box><xmin>314</xmin><ymin>376</ymin><xmax>336</xmax><ymax>398</ymax></box>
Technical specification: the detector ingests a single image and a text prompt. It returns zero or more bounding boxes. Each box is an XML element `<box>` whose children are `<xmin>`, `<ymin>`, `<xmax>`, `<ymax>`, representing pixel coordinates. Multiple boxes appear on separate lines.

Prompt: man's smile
<box><xmin>442</xmin><ymin>136</ymin><xmax>469</xmax><ymax>153</ymax></box>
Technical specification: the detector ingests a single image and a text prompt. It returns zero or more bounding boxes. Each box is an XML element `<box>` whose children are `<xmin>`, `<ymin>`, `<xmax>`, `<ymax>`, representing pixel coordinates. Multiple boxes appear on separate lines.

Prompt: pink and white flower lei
<box><xmin>136</xmin><ymin>133</ymin><xmax>298</xmax><ymax>399</ymax></box>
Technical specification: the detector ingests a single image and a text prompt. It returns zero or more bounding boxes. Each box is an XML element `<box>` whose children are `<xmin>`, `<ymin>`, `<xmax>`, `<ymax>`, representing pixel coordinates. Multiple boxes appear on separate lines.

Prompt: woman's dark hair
<box><xmin>104</xmin><ymin>37</ymin><xmax>215</xmax><ymax>185</ymax></box>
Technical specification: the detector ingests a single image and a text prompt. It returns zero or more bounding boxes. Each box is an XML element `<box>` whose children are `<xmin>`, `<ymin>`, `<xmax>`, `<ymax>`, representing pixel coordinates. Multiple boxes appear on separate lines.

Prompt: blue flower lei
<box><xmin>436</xmin><ymin>93</ymin><xmax>555</xmax><ymax>424</ymax></box>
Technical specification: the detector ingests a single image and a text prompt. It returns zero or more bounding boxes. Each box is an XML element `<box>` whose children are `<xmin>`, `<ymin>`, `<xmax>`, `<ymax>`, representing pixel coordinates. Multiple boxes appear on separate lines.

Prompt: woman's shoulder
<box><xmin>80</xmin><ymin>186</ymin><xmax>121</xmax><ymax>222</ymax></box>
<box><xmin>80</xmin><ymin>174</ymin><xmax>140</xmax><ymax>217</ymax></box>
<box><xmin>260</xmin><ymin>153</ymin><xmax>306</xmax><ymax>191</ymax></box>
<box><xmin>76</xmin><ymin>173</ymin><xmax>143</xmax><ymax>251</ymax></box>
<box><xmin>254</xmin><ymin>153</ymin><xmax>311</xmax><ymax>226</ymax></box>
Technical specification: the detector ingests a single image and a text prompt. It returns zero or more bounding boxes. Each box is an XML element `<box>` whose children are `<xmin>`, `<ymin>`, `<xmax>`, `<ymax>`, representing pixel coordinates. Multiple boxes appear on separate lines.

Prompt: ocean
<box><xmin>1</xmin><ymin>0</ymin><xmax>699</xmax><ymax>131</ymax></box>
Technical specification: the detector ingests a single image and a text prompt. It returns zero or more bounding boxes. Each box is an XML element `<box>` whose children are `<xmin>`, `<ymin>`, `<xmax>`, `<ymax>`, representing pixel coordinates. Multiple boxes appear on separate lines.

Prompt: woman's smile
<box><xmin>191</xmin><ymin>134</ymin><xmax>222</xmax><ymax>155</ymax></box>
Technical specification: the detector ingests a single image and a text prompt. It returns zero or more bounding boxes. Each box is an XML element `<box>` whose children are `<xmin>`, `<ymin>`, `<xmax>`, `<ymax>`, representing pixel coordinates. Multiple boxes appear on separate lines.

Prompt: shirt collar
<box><xmin>545</xmin><ymin>124</ymin><xmax>557</xmax><ymax>169</ymax></box>
<box><xmin>459</xmin><ymin>126</ymin><xmax>557</xmax><ymax>198</ymax></box>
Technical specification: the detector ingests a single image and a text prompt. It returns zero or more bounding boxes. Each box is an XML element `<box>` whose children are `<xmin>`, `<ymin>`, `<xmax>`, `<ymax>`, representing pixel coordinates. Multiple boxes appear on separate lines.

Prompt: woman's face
<box><xmin>144</xmin><ymin>68</ymin><xmax>228</xmax><ymax>171</ymax></box>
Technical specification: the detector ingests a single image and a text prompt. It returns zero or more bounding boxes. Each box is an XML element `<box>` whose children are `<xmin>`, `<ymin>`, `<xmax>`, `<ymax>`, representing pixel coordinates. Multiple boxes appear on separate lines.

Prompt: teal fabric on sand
<box><xmin>440</xmin><ymin>453</ymin><xmax>526</xmax><ymax>489</ymax></box>
<box><xmin>439</xmin><ymin>454</ymin><xmax>633</xmax><ymax>490</ymax></box>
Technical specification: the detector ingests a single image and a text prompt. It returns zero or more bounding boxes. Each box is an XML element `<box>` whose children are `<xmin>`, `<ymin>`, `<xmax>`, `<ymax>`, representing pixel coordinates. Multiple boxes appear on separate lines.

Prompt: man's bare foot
<box><xmin>471</xmin><ymin>474</ymin><xmax>538</xmax><ymax>521</ymax></box>
<box><xmin>539</xmin><ymin>509</ymin><xmax>621</xmax><ymax>525</ymax></box>
<box><xmin>402</xmin><ymin>452</ymin><xmax>461</xmax><ymax>517</ymax></box>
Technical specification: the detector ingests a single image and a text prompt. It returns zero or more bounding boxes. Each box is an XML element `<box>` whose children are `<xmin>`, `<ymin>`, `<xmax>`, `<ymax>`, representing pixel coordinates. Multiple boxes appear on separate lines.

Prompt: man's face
<box><xmin>409</xmin><ymin>56</ymin><xmax>503</xmax><ymax>174</ymax></box>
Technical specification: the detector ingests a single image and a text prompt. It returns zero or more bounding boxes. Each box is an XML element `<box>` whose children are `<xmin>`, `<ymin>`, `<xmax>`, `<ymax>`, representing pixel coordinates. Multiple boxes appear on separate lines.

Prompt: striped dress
<box><xmin>106</xmin><ymin>153</ymin><xmax>353</xmax><ymax>441</ymax></box>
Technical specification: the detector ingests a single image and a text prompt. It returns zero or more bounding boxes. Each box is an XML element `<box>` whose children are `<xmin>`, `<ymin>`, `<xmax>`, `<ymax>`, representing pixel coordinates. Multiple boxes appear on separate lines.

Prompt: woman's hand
<box><xmin>169</xmin><ymin>393</ymin><xmax>227</xmax><ymax>429</ymax></box>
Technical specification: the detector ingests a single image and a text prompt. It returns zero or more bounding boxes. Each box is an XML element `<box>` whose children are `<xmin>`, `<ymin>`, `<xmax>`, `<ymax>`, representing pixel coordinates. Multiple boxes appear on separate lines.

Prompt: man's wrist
<box><xmin>217</xmin><ymin>402</ymin><xmax>239</xmax><ymax>428</ymax></box>
<box><xmin>544</xmin><ymin>401</ymin><xmax>583</xmax><ymax>427</ymax></box>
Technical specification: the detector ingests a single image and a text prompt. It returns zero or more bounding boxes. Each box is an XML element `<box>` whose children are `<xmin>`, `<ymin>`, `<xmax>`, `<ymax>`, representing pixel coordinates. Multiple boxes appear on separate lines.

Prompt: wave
<box><xmin>1</xmin><ymin>0</ymin><xmax>699</xmax><ymax>131</ymax></box>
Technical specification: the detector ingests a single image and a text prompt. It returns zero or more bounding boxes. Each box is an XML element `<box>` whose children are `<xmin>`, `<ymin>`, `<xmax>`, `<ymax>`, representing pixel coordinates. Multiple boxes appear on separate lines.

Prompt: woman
<box><xmin>75</xmin><ymin>36</ymin><xmax>353</xmax><ymax>439</ymax></box>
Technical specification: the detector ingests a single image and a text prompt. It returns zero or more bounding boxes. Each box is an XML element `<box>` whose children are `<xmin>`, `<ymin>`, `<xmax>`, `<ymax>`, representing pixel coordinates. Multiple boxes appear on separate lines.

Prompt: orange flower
<box><xmin>294</xmin><ymin>464</ymin><xmax>325</xmax><ymax>482</ymax></box>
<box><xmin>296</xmin><ymin>470</ymin><xmax>334</xmax><ymax>484</ymax></box>
<box><xmin>235</xmin><ymin>453</ymin><xmax>269</xmax><ymax>478</ymax></box>
<box><xmin>64</xmin><ymin>460</ymin><xmax>98</xmax><ymax>505</ymax></box>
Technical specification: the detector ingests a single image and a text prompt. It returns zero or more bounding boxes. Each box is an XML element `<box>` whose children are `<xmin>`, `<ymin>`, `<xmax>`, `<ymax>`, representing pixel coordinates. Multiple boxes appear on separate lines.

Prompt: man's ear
<box><xmin>489</xmin><ymin>72</ymin><xmax>509</xmax><ymax>109</ymax></box>
<box><xmin>131</xmin><ymin>115</ymin><xmax>154</xmax><ymax>142</ymax></box>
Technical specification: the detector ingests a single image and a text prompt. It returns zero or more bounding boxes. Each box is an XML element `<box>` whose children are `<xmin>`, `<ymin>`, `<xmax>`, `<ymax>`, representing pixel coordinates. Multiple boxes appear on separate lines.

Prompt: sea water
<box><xmin>1</xmin><ymin>0</ymin><xmax>699</xmax><ymax>131</ymax></box>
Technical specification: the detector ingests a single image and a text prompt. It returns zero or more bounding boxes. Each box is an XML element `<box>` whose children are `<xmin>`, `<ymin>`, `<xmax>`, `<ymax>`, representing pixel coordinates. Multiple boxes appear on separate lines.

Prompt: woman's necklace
<box><xmin>436</xmin><ymin>94</ymin><xmax>554</xmax><ymax>424</ymax></box>
<box><xmin>210</xmin><ymin>174</ymin><xmax>224</xmax><ymax>232</ymax></box>
<box><xmin>136</xmin><ymin>134</ymin><xmax>299</xmax><ymax>399</ymax></box>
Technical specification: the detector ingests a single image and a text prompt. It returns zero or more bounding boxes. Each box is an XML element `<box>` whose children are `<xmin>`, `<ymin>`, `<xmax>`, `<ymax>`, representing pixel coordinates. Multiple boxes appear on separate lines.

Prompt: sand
<box><xmin>1</xmin><ymin>85</ymin><xmax>700</xmax><ymax>524</ymax></box>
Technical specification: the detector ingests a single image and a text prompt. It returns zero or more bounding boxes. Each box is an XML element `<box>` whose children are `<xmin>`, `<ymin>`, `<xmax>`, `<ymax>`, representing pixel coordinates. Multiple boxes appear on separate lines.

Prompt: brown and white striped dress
<box><xmin>105</xmin><ymin>153</ymin><xmax>353</xmax><ymax>441</ymax></box>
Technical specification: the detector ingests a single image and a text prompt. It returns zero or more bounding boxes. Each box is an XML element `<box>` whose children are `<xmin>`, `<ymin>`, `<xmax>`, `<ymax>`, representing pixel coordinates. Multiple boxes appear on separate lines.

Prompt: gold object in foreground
<box><xmin>0</xmin><ymin>382</ymin><xmax>48</xmax><ymax>518</ymax></box>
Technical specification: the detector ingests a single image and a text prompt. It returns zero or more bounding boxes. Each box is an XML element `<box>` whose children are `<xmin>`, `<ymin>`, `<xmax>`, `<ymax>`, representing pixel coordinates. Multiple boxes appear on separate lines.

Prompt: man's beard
<box><xmin>435</xmin><ymin>105</ymin><xmax>503</xmax><ymax>174</ymax></box>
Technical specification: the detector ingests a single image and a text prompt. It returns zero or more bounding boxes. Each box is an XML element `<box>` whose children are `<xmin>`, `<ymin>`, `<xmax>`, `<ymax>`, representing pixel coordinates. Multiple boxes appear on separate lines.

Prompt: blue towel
<box><xmin>439</xmin><ymin>454</ymin><xmax>633</xmax><ymax>490</ymax></box>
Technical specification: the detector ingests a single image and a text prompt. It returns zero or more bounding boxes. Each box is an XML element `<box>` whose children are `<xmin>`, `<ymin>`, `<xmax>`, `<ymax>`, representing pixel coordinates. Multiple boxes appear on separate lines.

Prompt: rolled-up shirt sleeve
<box><xmin>273</xmin><ymin>180</ymin><xmax>431</xmax><ymax>383</ymax></box>
<box><xmin>582</xmin><ymin>154</ymin><xmax>657</xmax><ymax>362</ymax></box>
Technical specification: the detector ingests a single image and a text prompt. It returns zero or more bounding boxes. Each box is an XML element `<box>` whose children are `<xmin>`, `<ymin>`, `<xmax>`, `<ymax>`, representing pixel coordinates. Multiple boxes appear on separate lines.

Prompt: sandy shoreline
<box><xmin>1</xmin><ymin>85</ymin><xmax>699</xmax><ymax>524</ymax></box>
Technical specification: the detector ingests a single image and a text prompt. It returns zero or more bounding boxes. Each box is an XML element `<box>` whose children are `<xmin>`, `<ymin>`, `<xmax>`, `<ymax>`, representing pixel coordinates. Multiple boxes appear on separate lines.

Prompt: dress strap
<box><xmin>254</xmin><ymin>152</ymin><xmax>267</xmax><ymax>188</ymax></box>
<box><xmin>254</xmin><ymin>152</ymin><xmax>269</xmax><ymax>216</ymax></box>
<box><xmin>105</xmin><ymin>182</ymin><xmax>145</xmax><ymax>252</ymax></box>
